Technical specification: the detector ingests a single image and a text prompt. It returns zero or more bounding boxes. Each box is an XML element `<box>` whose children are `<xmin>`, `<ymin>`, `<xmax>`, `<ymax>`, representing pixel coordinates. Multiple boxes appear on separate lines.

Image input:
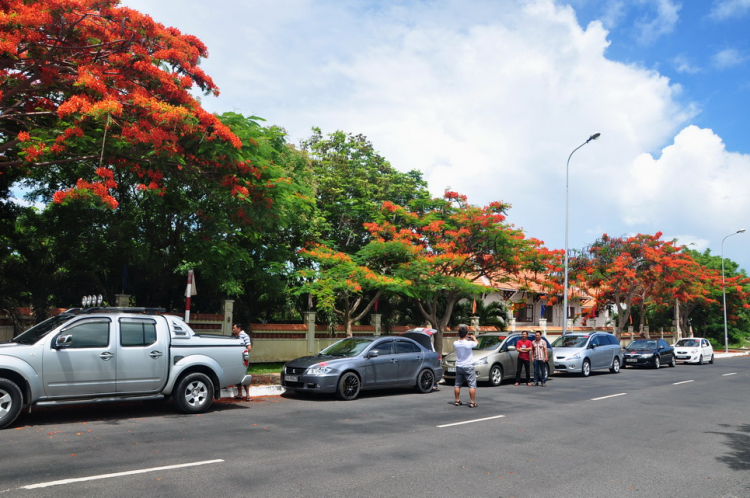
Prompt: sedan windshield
<box><xmin>675</xmin><ymin>339</ymin><xmax>700</xmax><ymax>347</ymax></box>
<box><xmin>12</xmin><ymin>314</ymin><xmax>75</xmax><ymax>344</ymax></box>
<box><xmin>476</xmin><ymin>336</ymin><xmax>505</xmax><ymax>350</ymax></box>
<box><xmin>319</xmin><ymin>338</ymin><xmax>373</xmax><ymax>357</ymax></box>
<box><xmin>628</xmin><ymin>340</ymin><xmax>656</xmax><ymax>350</ymax></box>
<box><xmin>553</xmin><ymin>336</ymin><xmax>588</xmax><ymax>348</ymax></box>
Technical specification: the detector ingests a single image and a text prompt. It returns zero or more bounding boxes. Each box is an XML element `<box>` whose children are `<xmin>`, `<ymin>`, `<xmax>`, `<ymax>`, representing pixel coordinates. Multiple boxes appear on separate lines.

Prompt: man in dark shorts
<box><xmin>453</xmin><ymin>325</ymin><xmax>479</xmax><ymax>408</ymax></box>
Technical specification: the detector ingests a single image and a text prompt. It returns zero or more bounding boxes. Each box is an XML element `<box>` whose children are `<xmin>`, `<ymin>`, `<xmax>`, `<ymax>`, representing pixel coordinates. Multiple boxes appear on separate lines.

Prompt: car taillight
<box><xmin>242</xmin><ymin>350</ymin><xmax>249</xmax><ymax>367</ymax></box>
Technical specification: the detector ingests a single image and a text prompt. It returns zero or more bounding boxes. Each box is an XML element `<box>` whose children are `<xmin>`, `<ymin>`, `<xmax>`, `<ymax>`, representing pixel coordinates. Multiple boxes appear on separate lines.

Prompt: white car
<box><xmin>673</xmin><ymin>337</ymin><xmax>714</xmax><ymax>364</ymax></box>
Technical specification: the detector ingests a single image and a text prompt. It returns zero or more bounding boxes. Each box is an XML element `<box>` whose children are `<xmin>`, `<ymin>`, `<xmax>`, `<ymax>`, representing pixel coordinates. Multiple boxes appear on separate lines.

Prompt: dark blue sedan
<box><xmin>281</xmin><ymin>336</ymin><xmax>443</xmax><ymax>400</ymax></box>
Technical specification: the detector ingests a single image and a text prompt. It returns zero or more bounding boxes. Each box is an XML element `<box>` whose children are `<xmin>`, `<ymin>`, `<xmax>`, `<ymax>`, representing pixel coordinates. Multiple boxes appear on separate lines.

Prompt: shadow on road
<box><xmin>707</xmin><ymin>423</ymin><xmax>750</xmax><ymax>471</ymax></box>
<box><xmin>13</xmin><ymin>398</ymin><xmax>246</xmax><ymax>429</ymax></box>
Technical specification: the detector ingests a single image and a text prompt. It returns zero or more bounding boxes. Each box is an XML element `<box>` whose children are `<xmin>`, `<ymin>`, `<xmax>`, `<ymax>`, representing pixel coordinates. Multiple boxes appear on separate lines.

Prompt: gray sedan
<box><xmin>281</xmin><ymin>336</ymin><xmax>443</xmax><ymax>400</ymax></box>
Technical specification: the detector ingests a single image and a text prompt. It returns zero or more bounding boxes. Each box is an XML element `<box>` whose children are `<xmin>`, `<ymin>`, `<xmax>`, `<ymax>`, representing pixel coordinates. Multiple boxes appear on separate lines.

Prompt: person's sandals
<box><xmin>514</xmin><ymin>382</ymin><xmax>519</xmax><ymax>386</ymax></box>
<box><xmin>454</xmin><ymin>401</ymin><xmax>463</xmax><ymax>406</ymax></box>
<box><xmin>468</xmin><ymin>402</ymin><xmax>478</xmax><ymax>408</ymax></box>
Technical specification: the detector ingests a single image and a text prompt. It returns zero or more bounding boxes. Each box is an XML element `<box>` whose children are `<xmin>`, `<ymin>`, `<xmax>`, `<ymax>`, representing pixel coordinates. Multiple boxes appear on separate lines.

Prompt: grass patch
<box><xmin>247</xmin><ymin>362</ymin><xmax>285</xmax><ymax>375</ymax></box>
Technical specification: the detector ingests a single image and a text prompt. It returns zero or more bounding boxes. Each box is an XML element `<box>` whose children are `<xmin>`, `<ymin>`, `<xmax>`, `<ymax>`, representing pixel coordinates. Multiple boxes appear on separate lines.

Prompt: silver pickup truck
<box><xmin>0</xmin><ymin>307</ymin><xmax>251</xmax><ymax>429</ymax></box>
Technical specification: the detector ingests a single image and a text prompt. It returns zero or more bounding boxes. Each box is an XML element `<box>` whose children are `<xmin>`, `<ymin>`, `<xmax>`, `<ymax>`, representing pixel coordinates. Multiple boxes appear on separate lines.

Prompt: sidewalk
<box><xmin>234</xmin><ymin>352</ymin><xmax>749</xmax><ymax>399</ymax></box>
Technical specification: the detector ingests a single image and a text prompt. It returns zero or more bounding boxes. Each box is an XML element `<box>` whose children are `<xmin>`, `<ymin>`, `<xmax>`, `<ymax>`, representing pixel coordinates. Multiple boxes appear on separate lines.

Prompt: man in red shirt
<box><xmin>514</xmin><ymin>330</ymin><xmax>533</xmax><ymax>386</ymax></box>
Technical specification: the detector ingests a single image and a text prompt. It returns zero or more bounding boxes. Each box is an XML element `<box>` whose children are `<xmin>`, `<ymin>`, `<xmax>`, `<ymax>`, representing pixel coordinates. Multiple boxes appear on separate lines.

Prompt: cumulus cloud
<box><xmin>620</xmin><ymin>125</ymin><xmax>750</xmax><ymax>245</ymax></box>
<box><xmin>709</xmin><ymin>0</ymin><xmax>750</xmax><ymax>20</ymax></box>
<box><xmin>712</xmin><ymin>48</ymin><xmax>748</xmax><ymax>69</ymax></box>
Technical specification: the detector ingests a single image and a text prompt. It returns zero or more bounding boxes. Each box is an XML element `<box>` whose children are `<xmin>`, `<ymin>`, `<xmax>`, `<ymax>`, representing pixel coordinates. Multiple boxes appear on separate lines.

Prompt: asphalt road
<box><xmin>2</xmin><ymin>357</ymin><xmax>748</xmax><ymax>498</ymax></box>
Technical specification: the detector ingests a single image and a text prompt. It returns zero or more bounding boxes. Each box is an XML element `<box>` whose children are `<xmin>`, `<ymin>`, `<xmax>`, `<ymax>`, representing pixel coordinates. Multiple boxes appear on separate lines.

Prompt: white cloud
<box><xmin>671</xmin><ymin>54</ymin><xmax>701</xmax><ymax>74</ymax></box>
<box><xmin>634</xmin><ymin>0</ymin><xmax>681</xmax><ymax>45</ymax></box>
<box><xmin>709</xmin><ymin>0</ymin><xmax>750</xmax><ymax>20</ymax></box>
<box><xmin>620</xmin><ymin>125</ymin><xmax>750</xmax><ymax>250</ymax></box>
<box><xmin>712</xmin><ymin>48</ymin><xmax>748</xmax><ymax>69</ymax></box>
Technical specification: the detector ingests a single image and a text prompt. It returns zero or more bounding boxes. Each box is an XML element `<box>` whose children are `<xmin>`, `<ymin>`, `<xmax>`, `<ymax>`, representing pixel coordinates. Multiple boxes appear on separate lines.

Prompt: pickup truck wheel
<box><xmin>173</xmin><ymin>373</ymin><xmax>214</xmax><ymax>414</ymax></box>
<box><xmin>0</xmin><ymin>378</ymin><xmax>23</xmax><ymax>429</ymax></box>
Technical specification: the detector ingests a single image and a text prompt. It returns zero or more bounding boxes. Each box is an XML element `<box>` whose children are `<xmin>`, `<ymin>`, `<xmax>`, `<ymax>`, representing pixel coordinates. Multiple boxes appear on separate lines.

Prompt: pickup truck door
<box><xmin>116</xmin><ymin>317</ymin><xmax>169</xmax><ymax>393</ymax></box>
<box><xmin>43</xmin><ymin>318</ymin><xmax>117</xmax><ymax>397</ymax></box>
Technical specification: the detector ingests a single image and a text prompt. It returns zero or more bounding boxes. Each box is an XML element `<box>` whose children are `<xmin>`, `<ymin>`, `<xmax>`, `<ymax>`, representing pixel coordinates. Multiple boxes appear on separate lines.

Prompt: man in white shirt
<box><xmin>453</xmin><ymin>324</ymin><xmax>479</xmax><ymax>408</ymax></box>
<box><xmin>232</xmin><ymin>324</ymin><xmax>252</xmax><ymax>400</ymax></box>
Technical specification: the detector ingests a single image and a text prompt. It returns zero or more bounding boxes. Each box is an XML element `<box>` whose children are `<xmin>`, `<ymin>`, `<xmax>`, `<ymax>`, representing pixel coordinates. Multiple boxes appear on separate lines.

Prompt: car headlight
<box><xmin>473</xmin><ymin>357</ymin><xmax>488</xmax><ymax>366</ymax></box>
<box><xmin>568</xmin><ymin>353</ymin><xmax>581</xmax><ymax>360</ymax></box>
<box><xmin>306</xmin><ymin>364</ymin><xmax>333</xmax><ymax>375</ymax></box>
<box><xmin>641</xmin><ymin>353</ymin><xmax>653</xmax><ymax>358</ymax></box>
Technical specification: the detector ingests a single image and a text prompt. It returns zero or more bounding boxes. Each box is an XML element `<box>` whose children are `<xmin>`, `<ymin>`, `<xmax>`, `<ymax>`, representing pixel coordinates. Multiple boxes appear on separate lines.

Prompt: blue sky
<box><xmin>115</xmin><ymin>0</ymin><xmax>750</xmax><ymax>270</ymax></box>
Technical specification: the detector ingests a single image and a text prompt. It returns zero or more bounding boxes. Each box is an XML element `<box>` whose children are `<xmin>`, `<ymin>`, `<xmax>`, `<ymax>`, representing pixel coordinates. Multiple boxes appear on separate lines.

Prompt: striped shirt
<box><xmin>238</xmin><ymin>331</ymin><xmax>251</xmax><ymax>348</ymax></box>
<box><xmin>532</xmin><ymin>339</ymin><xmax>547</xmax><ymax>361</ymax></box>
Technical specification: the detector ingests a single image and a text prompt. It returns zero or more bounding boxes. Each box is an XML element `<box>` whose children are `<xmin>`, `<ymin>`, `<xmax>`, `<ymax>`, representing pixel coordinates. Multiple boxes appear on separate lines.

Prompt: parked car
<box><xmin>399</xmin><ymin>328</ymin><xmax>438</xmax><ymax>355</ymax></box>
<box><xmin>552</xmin><ymin>332</ymin><xmax>623</xmax><ymax>377</ymax></box>
<box><xmin>441</xmin><ymin>332</ymin><xmax>554</xmax><ymax>386</ymax></box>
<box><xmin>0</xmin><ymin>307</ymin><xmax>250</xmax><ymax>429</ymax></box>
<box><xmin>623</xmin><ymin>339</ymin><xmax>675</xmax><ymax>368</ymax></box>
<box><xmin>674</xmin><ymin>337</ymin><xmax>714</xmax><ymax>364</ymax></box>
<box><xmin>281</xmin><ymin>336</ymin><xmax>443</xmax><ymax>400</ymax></box>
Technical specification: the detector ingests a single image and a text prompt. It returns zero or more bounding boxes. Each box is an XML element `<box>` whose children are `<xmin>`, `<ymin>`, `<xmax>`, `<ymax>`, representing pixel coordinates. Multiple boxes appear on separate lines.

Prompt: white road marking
<box><xmin>673</xmin><ymin>380</ymin><xmax>694</xmax><ymax>385</ymax></box>
<box><xmin>590</xmin><ymin>393</ymin><xmax>627</xmax><ymax>401</ymax></box>
<box><xmin>722</xmin><ymin>373</ymin><xmax>737</xmax><ymax>376</ymax></box>
<box><xmin>21</xmin><ymin>459</ymin><xmax>224</xmax><ymax>490</ymax></box>
<box><xmin>437</xmin><ymin>415</ymin><xmax>505</xmax><ymax>428</ymax></box>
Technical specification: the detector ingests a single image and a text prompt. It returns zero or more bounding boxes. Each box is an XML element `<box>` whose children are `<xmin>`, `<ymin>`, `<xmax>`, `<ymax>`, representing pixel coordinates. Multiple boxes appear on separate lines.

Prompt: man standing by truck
<box><xmin>232</xmin><ymin>323</ymin><xmax>252</xmax><ymax>400</ymax></box>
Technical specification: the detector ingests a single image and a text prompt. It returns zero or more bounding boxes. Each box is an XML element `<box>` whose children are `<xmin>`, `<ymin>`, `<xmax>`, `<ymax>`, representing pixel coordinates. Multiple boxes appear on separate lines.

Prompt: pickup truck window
<box><xmin>120</xmin><ymin>319</ymin><xmax>157</xmax><ymax>347</ymax></box>
<box><xmin>13</xmin><ymin>314</ymin><xmax>75</xmax><ymax>344</ymax></box>
<box><xmin>60</xmin><ymin>319</ymin><xmax>110</xmax><ymax>348</ymax></box>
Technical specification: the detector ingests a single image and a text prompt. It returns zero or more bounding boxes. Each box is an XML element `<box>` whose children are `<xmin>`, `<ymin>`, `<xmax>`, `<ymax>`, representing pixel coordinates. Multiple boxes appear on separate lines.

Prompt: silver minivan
<box><xmin>552</xmin><ymin>332</ymin><xmax>623</xmax><ymax>377</ymax></box>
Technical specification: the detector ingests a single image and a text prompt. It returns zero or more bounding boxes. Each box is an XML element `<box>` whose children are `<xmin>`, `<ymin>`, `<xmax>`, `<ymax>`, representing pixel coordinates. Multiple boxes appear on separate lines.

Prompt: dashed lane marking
<box><xmin>673</xmin><ymin>380</ymin><xmax>694</xmax><ymax>385</ymax></box>
<box><xmin>590</xmin><ymin>393</ymin><xmax>627</xmax><ymax>401</ymax></box>
<box><xmin>722</xmin><ymin>373</ymin><xmax>737</xmax><ymax>376</ymax></box>
<box><xmin>21</xmin><ymin>459</ymin><xmax>224</xmax><ymax>490</ymax></box>
<box><xmin>437</xmin><ymin>415</ymin><xmax>505</xmax><ymax>428</ymax></box>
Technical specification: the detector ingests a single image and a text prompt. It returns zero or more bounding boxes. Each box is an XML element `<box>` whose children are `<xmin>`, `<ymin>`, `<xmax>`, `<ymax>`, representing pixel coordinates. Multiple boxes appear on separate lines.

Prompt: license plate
<box><xmin>284</xmin><ymin>375</ymin><xmax>299</xmax><ymax>382</ymax></box>
<box><xmin>447</xmin><ymin>367</ymin><xmax>456</xmax><ymax>373</ymax></box>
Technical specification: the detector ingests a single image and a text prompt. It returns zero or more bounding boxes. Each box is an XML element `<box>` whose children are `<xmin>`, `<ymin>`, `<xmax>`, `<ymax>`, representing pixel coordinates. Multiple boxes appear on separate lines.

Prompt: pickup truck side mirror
<box><xmin>55</xmin><ymin>334</ymin><xmax>73</xmax><ymax>348</ymax></box>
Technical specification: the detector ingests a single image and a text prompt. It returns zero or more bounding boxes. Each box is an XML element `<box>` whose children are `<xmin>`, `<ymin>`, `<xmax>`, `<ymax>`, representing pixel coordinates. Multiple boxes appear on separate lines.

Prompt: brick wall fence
<box><xmin>1</xmin><ymin>305</ymin><xmax>676</xmax><ymax>363</ymax></box>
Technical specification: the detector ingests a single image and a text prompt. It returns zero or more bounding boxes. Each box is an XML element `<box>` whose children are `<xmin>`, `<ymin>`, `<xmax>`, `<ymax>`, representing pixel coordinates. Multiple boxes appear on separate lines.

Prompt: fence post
<box><xmin>470</xmin><ymin>316</ymin><xmax>479</xmax><ymax>333</ymax></box>
<box><xmin>114</xmin><ymin>294</ymin><xmax>130</xmax><ymax>307</ymax></box>
<box><xmin>539</xmin><ymin>318</ymin><xmax>547</xmax><ymax>336</ymax></box>
<box><xmin>509</xmin><ymin>318</ymin><xmax>516</xmax><ymax>332</ymax></box>
<box><xmin>303</xmin><ymin>311</ymin><xmax>316</xmax><ymax>353</ymax></box>
<box><xmin>372</xmin><ymin>314</ymin><xmax>381</xmax><ymax>336</ymax></box>
<box><xmin>222</xmin><ymin>299</ymin><xmax>234</xmax><ymax>336</ymax></box>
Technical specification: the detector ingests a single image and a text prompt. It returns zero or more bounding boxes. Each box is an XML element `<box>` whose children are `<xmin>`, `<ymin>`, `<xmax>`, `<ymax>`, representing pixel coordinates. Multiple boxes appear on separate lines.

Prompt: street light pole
<box><xmin>563</xmin><ymin>133</ymin><xmax>600</xmax><ymax>335</ymax></box>
<box><xmin>721</xmin><ymin>228</ymin><xmax>745</xmax><ymax>353</ymax></box>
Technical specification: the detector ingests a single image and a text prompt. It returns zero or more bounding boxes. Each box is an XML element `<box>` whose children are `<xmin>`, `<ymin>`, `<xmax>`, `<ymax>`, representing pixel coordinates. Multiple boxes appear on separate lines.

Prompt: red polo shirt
<box><xmin>517</xmin><ymin>339</ymin><xmax>533</xmax><ymax>361</ymax></box>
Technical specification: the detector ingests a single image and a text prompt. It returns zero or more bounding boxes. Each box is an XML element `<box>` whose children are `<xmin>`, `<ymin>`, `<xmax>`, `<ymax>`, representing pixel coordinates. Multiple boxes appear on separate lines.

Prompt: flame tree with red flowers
<box><xmin>0</xmin><ymin>0</ymin><xmax>264</xmax><ymax>210</ymax></box>
<box><xmin>364</xmin><ymin>191</ymin><xmax>545</xmax><ymax>354</ymax></box>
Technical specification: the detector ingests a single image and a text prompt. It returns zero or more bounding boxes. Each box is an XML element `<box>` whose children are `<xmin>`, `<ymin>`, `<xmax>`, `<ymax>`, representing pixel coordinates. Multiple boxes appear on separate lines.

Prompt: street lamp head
<box><xmin>587</xmin><ymin>132</ymin><xmax>601</xmax><ymax>142</ymax></box>
<box><xmin>738</xmin><ymin>228</ymin><xmax>746</xmax><ymax>233</ymax></box>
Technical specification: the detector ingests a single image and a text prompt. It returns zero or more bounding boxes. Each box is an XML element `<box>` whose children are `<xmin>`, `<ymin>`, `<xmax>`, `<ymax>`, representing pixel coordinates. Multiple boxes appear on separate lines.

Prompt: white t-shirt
<box><xmin>453</xmin><ymin>338</ymin><xmax>478</xmax><ymax>368</ymax></box>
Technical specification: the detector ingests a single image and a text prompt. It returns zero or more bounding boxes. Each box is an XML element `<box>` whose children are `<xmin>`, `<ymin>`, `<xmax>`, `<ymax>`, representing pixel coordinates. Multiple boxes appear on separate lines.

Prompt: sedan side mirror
<box><xmin>507</xmin><ymin>345</ymin><xmax>517</xmax><ymax>352</ymax></box>
<box><xmin>366</xmin><ymin>351</ymin><xmax>379</xmax><ymax>359</ymax></box>
<box><xmin>55</xmin><ymin>334</ymin><xmax>73</xmax><ymax>349</ymax></box>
